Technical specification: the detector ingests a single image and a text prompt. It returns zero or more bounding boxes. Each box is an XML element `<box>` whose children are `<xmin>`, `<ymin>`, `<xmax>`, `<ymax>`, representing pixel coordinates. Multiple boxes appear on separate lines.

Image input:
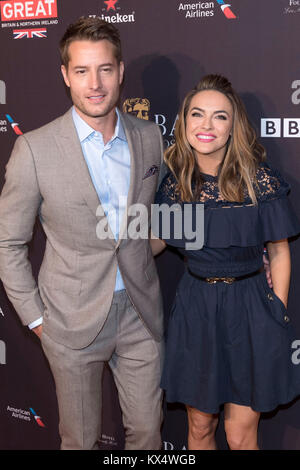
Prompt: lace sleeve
<box><xmin>255</xmin><ymin>162</ymin><xmax>290</xmax><ymax>201</ymax></box>
<box><xmin>154</xmin><ymin>171</ymin><xmax>180</xmax><ymax>205</ymax></box>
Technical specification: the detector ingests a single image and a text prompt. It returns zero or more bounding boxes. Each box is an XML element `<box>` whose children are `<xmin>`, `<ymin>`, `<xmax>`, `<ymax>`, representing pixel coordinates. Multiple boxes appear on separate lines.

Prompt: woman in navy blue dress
<box><xmin>152</xmin><ymin>75</ymin><xmax>300</xmax><ymax>450</ymax></box>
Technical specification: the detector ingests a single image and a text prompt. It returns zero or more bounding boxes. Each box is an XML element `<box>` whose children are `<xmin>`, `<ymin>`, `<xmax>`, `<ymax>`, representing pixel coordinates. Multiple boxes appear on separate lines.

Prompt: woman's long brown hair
<box><xmin>165</xmin><ymin>75</ymin><xmax>266</xmax><ymax>203</ymax></box>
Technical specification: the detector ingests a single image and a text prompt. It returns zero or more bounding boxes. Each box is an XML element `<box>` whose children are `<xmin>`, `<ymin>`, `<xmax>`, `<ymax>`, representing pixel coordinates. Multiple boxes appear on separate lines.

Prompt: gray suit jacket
<box><xmin>0</xmin><ymin>108</ymin><xmax>164</xmax><ymax>349</ymax></box>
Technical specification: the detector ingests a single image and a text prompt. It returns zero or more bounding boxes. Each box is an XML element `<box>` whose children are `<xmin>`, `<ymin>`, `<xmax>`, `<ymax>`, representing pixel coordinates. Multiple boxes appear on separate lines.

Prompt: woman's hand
<box><xmin>263</xmin><ymin>253</ymin><xmax>272</xmax><ymax>289</ymax></box>
<box><xmin>266</xmin><ymin>239</ymin><xmax>291</xmax><ymax>308</ymax></box>
<box><xmin>150</xmin><ymin>231</ymin><xmax>166</xmax><ymax>256</ymax></box>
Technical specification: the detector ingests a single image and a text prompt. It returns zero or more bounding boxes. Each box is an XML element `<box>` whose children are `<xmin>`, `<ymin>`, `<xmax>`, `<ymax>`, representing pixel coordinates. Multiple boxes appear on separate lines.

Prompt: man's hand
<box><xmin>32</xmin><ymin>324</ymin><xmax>43</xmax><ymax>339</ymax></box>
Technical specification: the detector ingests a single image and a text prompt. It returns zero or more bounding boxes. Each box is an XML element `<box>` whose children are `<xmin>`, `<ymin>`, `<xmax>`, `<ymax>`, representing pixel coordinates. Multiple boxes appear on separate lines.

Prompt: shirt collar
<box><xmin>72</xmin><ymin>106</ymin><xmax>127</xmax><ymax>144</ymax></box>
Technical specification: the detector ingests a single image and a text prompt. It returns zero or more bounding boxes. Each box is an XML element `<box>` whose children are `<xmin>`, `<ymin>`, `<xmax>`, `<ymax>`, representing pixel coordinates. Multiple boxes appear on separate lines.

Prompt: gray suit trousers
<box><xmin>41</xmin><ymin>290</ymin><xmax>164</xmax><ymax>450</ymax></box>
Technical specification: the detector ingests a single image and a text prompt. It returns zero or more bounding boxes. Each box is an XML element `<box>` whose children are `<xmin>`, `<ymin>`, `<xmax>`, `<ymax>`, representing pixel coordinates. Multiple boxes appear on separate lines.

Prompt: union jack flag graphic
<box><xmin>216</xmin><ymin>0</ymin><xmax>237</xmax><ymax>19</ymax></box>
<box><xmin>13</xmin><ymin>28</ymin><xmax>47</xmax><ymax>39</ymax></box>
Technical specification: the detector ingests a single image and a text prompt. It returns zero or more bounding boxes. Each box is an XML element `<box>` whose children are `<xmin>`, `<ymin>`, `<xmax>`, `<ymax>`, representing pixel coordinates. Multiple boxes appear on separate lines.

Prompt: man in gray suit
<box><xmin>0</xmin><ymin>17</ymin><xmax>164</xmax><ymax>450</ymax></box>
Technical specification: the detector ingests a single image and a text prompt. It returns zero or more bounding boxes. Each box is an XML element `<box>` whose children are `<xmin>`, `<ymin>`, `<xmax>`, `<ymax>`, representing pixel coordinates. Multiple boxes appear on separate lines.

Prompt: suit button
<box><xmin>284</xmin><ymin>315</ymin><xmax>290</xmax><ymax>323</ymax></box>
<box><xmin>267</xmin><ymin>293</ymin><xmax>274</xmax><ymax>301</ymax></box>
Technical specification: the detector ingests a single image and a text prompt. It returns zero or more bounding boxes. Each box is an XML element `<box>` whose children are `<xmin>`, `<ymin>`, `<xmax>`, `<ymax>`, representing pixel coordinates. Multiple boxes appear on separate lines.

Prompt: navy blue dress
<box><xmin>154</xmin><ymin>162</ymin><xmax>300</xmax><ymax>413</ymax></box>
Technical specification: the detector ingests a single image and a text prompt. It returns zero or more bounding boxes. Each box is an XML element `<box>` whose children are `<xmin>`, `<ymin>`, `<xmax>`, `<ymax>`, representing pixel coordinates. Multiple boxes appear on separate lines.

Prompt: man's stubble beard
<box><xmin>70</xmin><ymin>83</ymin><xmax>120</xmax><ymax>121</ymax></box>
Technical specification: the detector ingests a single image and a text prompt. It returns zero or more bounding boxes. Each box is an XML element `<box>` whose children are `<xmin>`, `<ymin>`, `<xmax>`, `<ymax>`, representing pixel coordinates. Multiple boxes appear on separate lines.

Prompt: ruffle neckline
<box><xmin>154</xmin><ymin>164</ymin><xmax>300</xmax><ymax>249</ymax></box>
<box><xmin>199</xmin><ymin>171</ymin><xmax>218</xmax><ymax>182</ymax></box>
<box><xmin>153</xmin><ymin>197</ymin><xmax>300</xmax><ymax>249</ymax></box>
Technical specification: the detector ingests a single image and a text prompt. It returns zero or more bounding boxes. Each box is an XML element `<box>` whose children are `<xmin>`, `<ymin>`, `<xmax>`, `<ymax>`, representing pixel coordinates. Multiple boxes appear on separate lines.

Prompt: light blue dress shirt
<box><xmin>29</xmin><ymin>106</ymin><xmax>131</xmax><ymax>329</ymax></box>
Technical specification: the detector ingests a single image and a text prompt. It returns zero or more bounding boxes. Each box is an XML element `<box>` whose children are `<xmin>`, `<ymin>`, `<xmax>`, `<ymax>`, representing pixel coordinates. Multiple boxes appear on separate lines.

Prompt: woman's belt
<box><xmin>187</xmin><ymin>268</ymin><xmax>261</xmax><ymax>284</ymax></box>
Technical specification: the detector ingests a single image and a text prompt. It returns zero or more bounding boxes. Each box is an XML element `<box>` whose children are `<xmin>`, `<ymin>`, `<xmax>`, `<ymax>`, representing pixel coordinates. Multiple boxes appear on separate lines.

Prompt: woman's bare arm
<box><xmin>266</xmin><ymin>239</ymin><xmax>291</xmax><ymax>307</ymax></box>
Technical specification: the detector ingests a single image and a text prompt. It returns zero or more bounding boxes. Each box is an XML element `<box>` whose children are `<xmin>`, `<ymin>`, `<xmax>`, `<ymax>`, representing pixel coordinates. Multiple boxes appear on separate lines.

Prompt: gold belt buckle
<box><xmin>205</xmin><ymin>277</ymin><xmax>235</xmax><ymax>284</ymax></box>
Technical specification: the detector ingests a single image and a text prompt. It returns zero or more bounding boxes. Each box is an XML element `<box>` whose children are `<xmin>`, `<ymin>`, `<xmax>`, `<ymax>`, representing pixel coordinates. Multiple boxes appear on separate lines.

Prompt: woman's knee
<box><xmin>224</xmin><ymin>404</ymin><xmax>260</xmax><ymax>450</ymax></box>
<box><xmin>187</xmin><ymin>407</ymin><xmax>218</xmax><ymax>441</ymax></box>
<box><xmin>225</xmin><ymin>422</ymin><xmax>258</xmax><ymax>450</ymax></box>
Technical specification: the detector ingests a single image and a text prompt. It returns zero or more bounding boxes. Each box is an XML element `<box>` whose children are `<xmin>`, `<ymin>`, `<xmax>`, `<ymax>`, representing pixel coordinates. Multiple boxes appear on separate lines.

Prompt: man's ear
<box><xmin>61</xmin><ymin>65</ymin><xmax>70</xmax><ymax>88</ymax></box>
<box><xmin>119</xmin><ymin>61</ymin><xmax>125</xmax><ymax>85</ymax></box>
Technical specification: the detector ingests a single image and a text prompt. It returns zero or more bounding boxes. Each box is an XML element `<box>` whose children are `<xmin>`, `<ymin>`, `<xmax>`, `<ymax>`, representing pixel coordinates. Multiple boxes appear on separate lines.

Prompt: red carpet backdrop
<box><xmin>0</xmin><ymin>0</ymin><xmax>300</xmax><ymax>450</ymax></box>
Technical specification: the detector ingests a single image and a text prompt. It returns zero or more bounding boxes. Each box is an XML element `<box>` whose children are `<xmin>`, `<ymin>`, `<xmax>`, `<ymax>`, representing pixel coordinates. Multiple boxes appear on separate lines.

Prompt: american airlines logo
<box><xmin>0</xmin><ymin>80</ymin><xmax>5</xmax><ymax>104</ymax></box>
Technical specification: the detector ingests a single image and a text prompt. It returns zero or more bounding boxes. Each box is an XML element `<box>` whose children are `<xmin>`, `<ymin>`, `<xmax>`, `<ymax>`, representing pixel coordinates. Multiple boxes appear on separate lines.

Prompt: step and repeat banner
<box><xmin>1</xmin><ymin>0</ymin><xmax>300</xmax><ymax>450</ymax></box>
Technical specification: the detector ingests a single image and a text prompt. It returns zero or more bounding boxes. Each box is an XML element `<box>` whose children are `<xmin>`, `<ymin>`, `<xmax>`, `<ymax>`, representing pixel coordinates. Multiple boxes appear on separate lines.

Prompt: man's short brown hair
<box><xmin>59</xmin><ymin>16</ymin><xmax>122</xmax><ymax>68</ymax></box>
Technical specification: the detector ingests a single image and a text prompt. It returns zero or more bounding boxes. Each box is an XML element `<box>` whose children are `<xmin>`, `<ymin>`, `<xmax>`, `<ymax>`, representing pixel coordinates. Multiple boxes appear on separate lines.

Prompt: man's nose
<box><xmin>89</xmin><ymin>71</ymin><xmax>102</xmax><ymax>89</ymax></box>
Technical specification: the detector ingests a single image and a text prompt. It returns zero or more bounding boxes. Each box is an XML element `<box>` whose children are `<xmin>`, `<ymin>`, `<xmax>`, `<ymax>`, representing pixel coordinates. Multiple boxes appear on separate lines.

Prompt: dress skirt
<box><xmin>161</xmin><ymin>270</ymin><xmax>300</xmax><ymax>413</ymax></box>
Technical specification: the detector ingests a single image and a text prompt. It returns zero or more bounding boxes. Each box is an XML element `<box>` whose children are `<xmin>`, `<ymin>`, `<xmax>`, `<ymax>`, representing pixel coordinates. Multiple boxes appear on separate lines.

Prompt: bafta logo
<box><xmin>123</xmin><ymin>98</ymin><xmax>150</xmax><ymax>120</ymax></box>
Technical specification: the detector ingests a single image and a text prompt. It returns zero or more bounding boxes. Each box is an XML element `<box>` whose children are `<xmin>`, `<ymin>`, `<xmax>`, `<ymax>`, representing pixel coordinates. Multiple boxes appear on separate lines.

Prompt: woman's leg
<box><xmin>186</xmin><ymin>405</ymin><xmax>219</xmax><ymax>450</ymax></box>
<box><xmin>224</xmin><ymin>403</ymin><xmax>260</xmax><ymax>450</ymax></box>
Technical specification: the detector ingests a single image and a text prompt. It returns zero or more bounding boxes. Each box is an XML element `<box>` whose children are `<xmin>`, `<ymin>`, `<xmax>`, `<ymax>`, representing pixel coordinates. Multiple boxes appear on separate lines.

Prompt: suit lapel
<box><xmin>55</xmin><ymin>108</ymin><xmax>116</xmax><ymax>244</ymax></box>
<box><xmin>117</xmin><ymin>112</ymin><xmax>144</xmax><ymax>246</ymax></box>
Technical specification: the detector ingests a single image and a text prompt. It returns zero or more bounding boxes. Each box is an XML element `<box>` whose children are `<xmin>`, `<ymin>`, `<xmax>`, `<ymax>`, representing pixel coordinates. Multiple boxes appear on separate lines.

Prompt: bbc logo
<box><xmin>261</xmin><ymin>118</ymin><xmax>300</xmax><ymax>138</ymax></box>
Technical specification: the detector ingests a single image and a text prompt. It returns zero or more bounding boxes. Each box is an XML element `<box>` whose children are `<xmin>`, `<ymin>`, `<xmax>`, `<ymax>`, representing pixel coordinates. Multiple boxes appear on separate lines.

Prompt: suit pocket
<box><xmin>263</xmin><ymin>279</ymin><xmax>290</xmax><ymax>328</ymax></box>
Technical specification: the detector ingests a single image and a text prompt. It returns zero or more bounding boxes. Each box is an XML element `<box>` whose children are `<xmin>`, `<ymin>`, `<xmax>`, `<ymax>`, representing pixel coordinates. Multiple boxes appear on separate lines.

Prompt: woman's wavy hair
<box><xmin>165</xmin><ymin>74</ymin><xmax>266</xmax><ymax>203</ymax></box>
